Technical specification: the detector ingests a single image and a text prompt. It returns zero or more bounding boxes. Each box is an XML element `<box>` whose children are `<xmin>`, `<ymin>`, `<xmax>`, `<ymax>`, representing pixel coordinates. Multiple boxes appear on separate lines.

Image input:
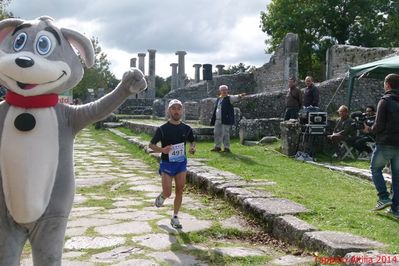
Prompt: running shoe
<box><xmin>171</xmin><ymin>216</ymin><xmax>182</xmax><ymax>229</ymax></box>
<box><xmin>155</xmin><ymin>193</ymin><xmax>165</xmax><ymax>207</ymax></box>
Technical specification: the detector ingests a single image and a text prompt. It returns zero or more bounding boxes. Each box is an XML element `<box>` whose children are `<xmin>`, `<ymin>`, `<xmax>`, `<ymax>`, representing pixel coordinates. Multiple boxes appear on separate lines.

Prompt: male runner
<box><xmin>149</xmin><ymin>99</ymin><xmax>196</xmax><ymax>229</ymax></box>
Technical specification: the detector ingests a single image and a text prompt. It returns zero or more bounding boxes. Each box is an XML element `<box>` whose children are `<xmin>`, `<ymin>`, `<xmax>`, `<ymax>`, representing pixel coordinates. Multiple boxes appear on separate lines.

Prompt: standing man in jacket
<box><xmin>303</xmin><ymin>76</ymin><xmax>320</xmax><ymax>107</ymax></box>
<box><xmin>364</xmin><ymin>73</ymin><xmax>399</xmax><ymax>218</ymax></box>
<box><xmin>284</xmin><ymin>77</ymin><xmax>303</xmax><ymax>120</ymax></box>
<box><xmin>210</xmin><ymin>85</ymin><xmax>245</xmax><ymax>153</ymax></box>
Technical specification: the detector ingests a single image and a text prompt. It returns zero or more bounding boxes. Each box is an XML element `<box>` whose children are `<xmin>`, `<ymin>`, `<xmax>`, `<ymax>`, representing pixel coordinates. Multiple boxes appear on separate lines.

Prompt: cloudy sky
<box><xmin>7</xmin><ymin>0</ymin><xmax>271</xmax><ymax>79</ymax></box>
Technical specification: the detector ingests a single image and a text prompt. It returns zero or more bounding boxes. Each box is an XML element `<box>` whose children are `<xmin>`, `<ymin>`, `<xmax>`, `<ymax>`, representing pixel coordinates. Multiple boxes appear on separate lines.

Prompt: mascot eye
<box><xmin>13</xmin><ymin>32</ymin><xmax>27</xmax><ymax>51</ymax></box>
<box><xmin>36</xmin><ymin>35</ymin><xmax>52</xmax><ymax>55</ymax></box>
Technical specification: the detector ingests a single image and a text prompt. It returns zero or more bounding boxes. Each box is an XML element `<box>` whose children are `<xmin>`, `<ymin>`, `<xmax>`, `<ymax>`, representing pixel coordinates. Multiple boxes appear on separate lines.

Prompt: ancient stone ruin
<box><xmin>117</xmin><ymin>33</ymin><xmax>399</xmax><ymax>144</ymax></box>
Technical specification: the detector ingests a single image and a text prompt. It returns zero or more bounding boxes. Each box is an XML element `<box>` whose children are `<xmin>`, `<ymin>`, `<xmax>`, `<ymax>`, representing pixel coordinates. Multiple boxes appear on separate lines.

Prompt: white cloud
<box><xmin>7</xmin><ymin>0</ymin><xmax>271</xmax><ymax>79</ymax></box>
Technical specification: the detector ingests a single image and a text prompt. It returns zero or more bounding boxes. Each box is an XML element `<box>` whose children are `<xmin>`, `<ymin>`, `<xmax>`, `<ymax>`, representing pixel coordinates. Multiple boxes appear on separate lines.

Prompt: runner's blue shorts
<box><xmin>159</xmin><ymin>159</ymin><xmax>187</xmax><ymax>176</ymax></box>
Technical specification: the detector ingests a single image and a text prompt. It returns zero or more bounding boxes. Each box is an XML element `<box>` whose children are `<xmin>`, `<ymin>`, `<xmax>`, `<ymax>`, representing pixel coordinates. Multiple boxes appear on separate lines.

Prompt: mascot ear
<box><xmin>0</xmin><ymin>18</ymin><xmax>24</xmax><ymax>44</ymax></box>
<box><xmin>61</xmin><ymin>28</ymin><xmax>95</xmax><ymax>68</ymax></box>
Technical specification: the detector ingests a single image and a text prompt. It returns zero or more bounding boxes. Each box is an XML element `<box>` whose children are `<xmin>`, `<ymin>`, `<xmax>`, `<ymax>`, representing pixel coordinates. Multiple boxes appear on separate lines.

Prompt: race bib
<box><xmin>168</xmin><ymin>142</ymin><xmax>186</xmax><ymax>162</ymax></box>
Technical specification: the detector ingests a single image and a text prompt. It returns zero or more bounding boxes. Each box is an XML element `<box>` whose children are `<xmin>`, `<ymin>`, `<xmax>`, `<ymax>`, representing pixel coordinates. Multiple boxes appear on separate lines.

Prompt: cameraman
<box><xmin>351</xmin><ymin>106</ymin><xmax>376</xmax><ymax>153</ymax></box>
<box><xmin>363</xmin><ymin>73</ymin><xmax>399</xmax><ymax>218</ymax></box>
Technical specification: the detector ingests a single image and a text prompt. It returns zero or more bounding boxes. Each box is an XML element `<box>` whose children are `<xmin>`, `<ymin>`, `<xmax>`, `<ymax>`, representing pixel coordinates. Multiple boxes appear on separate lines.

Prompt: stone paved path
<box><xmin>21</xmin><ymin>128</ymin><xmax>314</xmax><ymax>265</ymax></box>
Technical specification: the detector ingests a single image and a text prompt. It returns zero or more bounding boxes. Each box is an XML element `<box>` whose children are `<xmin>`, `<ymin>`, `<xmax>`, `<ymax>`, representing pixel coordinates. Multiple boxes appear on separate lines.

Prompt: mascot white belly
<box><xmin>0</xmin><ymin>107</ymin><xmax>59</xmax><ymax>223</ymax></box>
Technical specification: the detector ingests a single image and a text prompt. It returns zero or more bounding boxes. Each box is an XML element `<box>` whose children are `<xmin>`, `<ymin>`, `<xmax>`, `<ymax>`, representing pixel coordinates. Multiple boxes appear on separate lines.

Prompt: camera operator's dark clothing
<box><xmin>371</xmin><ymin>89</ymin><xmax>399</xmax><ymax>146</ymax></box>
<box><xmin>332</xmin><ymin>117</ymin><xmax>355</xmax><ymax>142</ymax></box>
<box><xmin>350</xmin><ymin>113</ymin><xmax>375</xmax><ymax>152</ymax></box>
<box><xmin>303</xmin><ymin>84</ymin><xmax>319</xmax><ymax>107</ymax></box>
<box><xmin>353</xmin><ymin>135</ymin><xmax>374</xmax><ymax>152</ymax></box>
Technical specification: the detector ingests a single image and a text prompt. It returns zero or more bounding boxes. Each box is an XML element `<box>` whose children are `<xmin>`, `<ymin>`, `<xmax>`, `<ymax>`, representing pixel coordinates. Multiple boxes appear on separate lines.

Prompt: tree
<box><xmin>73</xmin><ymin>37</ymin><xmax>119</xmax><ymax>100</ymax></box>
<box><xmin>0</xmin><ymin>0</ymin><xmax>12</xmax><ymax>20</ymax></box>
<box><xmin>155</xmin><ymin>75</ymin><xmax>171</xmax><ymax>98</ymax></box>
<box><xmin>260</xmin><ymin>0</ymin><xmax>396</xmax><ymax>81</ymax></box>
<box><xmin>222</xmin><ymin>63</ymin><xmax>253</xmax><ymax>75</ymax></box>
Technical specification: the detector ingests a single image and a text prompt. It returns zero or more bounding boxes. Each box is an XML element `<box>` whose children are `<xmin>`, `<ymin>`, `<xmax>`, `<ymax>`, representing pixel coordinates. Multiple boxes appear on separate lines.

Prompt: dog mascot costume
<box><xmin>0</xmin><ymin>16</ymin><xmax>147</xmax><ymax>265</ymax></box>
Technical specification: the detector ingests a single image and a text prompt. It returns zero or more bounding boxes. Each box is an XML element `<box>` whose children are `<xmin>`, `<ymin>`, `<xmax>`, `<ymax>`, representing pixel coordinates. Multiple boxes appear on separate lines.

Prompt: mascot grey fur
<box><xmin>0</xmin><ymin>16</ymin><xmax>147</xmax><ymax>265</ymax></box>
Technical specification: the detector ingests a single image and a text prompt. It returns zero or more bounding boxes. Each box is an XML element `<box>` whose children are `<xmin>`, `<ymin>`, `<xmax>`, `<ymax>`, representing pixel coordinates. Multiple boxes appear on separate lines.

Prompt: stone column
<box><xmin>216</xmin><ymin>64</ymin><xmax>225</xmax><ymax>75</ymax></box>
<box><xmin>130</xmin><ymin>58</ymin><xmax>137</xmax><ymax>68</ymax></box>
<box><xmin>283</xmin><ymin>33</ymin><xmax>299</xmax><ymax>90</ymax></box>
<box><xmin>170</xmin><ymin>63</ymin><xmax>178</xmax><ymax>91</ymax></box>
<box><xmin>175</xmin><ymin>51</ymin><xmax>187</xmax><ymax>88</ymax></box>
<box><xmin>137</xmin><ymin>53</ymin><xmax>146</xmax><ymax>74</ymax></box>
<box><xmin>147</xmin><ymin>49</ymin><xmax>156</xmax><ymax>98</ymax></box>
<box><xmin>193</xmin><ymin>64</ymin><xmax>202</xmax><ymax>83</ymax></box>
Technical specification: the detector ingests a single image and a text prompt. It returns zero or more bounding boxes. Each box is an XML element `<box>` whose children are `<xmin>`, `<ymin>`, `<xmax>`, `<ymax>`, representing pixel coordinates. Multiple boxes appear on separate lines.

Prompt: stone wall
<box><xmin>239</xmin><ymin>118</ymin><xmax>283</xmax><ymax>142</ymax></box>
<box><xmin>163</xmin><ymin>82</ymin><xmax>208</xmax><ymax>102</ymax></box>
<box><xmin>118</xmin><ymin>99</ymin><xmax>154</xmax><ymax>115</ymax></box>
<box><xmin>253</xmin><ymin>33</ymin><xmax>299</xmax><ymax>93</ymax></box>
<box><xmin>316</xmin><ymin>76</ymin><xmax>383</xmax><ymax>113</ymax></box>
<box><xmin>164</xmin><ymin>73</ymin><xmax>256</xmax><ymax>102</ymax></box>
<box><xmin>326</xmin><ymin>45</ymin><xmax>399</xmax><ymax>79</ymax></box>
<box><xmin>236</xmin><ymin>92</ymin><xmax>286</xmax><ymax>119</ymax></box>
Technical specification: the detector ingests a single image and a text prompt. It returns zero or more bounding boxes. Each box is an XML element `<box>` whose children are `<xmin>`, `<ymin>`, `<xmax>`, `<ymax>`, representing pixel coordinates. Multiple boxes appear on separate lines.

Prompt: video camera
<box><xmin>350</xmin><ymin>111</ymin><xmax>375</xmax><ymax>130</ymax></box>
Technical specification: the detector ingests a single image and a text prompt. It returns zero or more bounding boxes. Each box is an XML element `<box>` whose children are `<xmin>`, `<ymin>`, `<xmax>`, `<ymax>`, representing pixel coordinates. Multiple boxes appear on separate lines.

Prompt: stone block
<box><xmin>272</xmin><ymin>215</ymin><xmax>318</xmax><ymax>245</ymax></box>
<box><xmin>152</xmin><ymin>98</ymin><xmax>165</xmax><ymax>117</ymax></box>
<box><xmin>239</xmin><ymin>118</ymin><xmax>282</xmax><ymax>143</ymax></box>
<box><xmin>224</xmin><ymin>187</ymin><xmax>272</xmax><ymax>206</ymax></box>
<box><xmin>242</xmin><ymin>198</ymin><xmax>309</xmax><ymax>232</ymax></box>
<box><xmin>258</xmin><ymin>136</ymin><xmax>279</xmax><ymax>144</ymax></box>
<box><xmin>302</xmin><ymin>231</ymin><xmax>386</xmax><ymax>256</ymax></box>
<box><xmin>199</xmin><ymin>98</ymin><xmax>217</xmax><ymax>125</ymax></box>
<box><xmin>280</xmin><ymin>120</ymin><xmax>301</xmax><ymax>156</ymax></box>
<box><xmin>183</xmin><ymin>101</ymin><xmax>200</xmax><ymax>120</ymax></box>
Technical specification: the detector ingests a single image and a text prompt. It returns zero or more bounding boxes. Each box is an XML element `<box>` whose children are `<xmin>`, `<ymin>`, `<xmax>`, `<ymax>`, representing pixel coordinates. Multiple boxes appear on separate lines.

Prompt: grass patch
<box><xmin>182</xmin><ymin>187</ymin><xmax>236</xmax><ymax>220</ymax></box>
<box><xmin>175</xmin><ymin>224</ymin><xmax>254</xmax><ymax>245</ymax></box>
<box><xmin>87</xmin><ymin>127</ymin><xmax>159</xmax><ymax>170</ymax></box>
<box><xmin>172</xmin><ymin>224</ymin><xmax>273</xmax><ymax>266</ymax></box>
<box><xmin>315</xmin><ymin>152</ymin><xmax>371</xmax><ymax>169</ymax></box>
<box><xmin>105</xmin><ymin>127</ymin><xmax>398</xmax><ymax>253</ymax></box>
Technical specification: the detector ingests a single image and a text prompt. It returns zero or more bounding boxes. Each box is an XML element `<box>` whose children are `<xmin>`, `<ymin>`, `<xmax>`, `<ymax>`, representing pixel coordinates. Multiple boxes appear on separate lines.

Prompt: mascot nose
<box><xmin>15</xmin><ymin>56</ymin><xmax>34</xmax><ymax>68</ymax></box>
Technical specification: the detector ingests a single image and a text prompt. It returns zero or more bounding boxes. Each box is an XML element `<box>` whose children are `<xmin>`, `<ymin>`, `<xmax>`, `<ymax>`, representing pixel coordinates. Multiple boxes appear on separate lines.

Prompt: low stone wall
<box><xmin>121</xmin><ymin>120</ymin><xmax>214</xmax><ymax>141</ymax></box>
<box><xmin>239</xmin><ymin>118</ymin><xmax>282</xmax><ymax>143</ymax></box>
<box><xmin>118</xmin><ymin>99</ymin><xmax>154</xmax><ymax>115</ymax></box>
<box><xmin>237</xmin><ymin>92</ymin><xmax>286</xmax><ymax>119</ymax></box>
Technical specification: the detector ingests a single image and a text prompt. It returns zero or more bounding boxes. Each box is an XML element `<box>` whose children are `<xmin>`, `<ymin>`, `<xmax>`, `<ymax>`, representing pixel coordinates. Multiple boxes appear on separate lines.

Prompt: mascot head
<box><xmin>0</xmin><ymin>16</ymin><xmax>95</xmax><ymax>97</ymax></box>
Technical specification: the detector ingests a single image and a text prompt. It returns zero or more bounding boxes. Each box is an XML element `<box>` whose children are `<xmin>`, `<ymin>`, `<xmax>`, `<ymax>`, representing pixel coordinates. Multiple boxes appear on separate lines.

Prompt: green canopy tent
<box><xmin>347</xmin><ymin>55</ymin><xmax>399</xmax><ymax>109</ymax></box>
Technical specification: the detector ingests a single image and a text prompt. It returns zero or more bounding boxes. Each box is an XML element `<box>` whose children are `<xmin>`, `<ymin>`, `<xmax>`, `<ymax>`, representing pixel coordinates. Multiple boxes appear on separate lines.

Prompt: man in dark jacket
<box><xmin>303</xmin><ymin>76</ymin><xmax>319</xmax><ymax>107</ymax></box>
<box><xmin>364</xmin><ymin>73</ymin><xmax>399</xmax><ymax>218</ymax></box>
<box><xmin>210</xmin><ymin>85</ymin><xmax>245</xmax><ymax>152</ymax></box>
<box><xmin>284</xmin><ymin>77</ymin><xmax>303</xmax><ymax>120</ymax></box>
